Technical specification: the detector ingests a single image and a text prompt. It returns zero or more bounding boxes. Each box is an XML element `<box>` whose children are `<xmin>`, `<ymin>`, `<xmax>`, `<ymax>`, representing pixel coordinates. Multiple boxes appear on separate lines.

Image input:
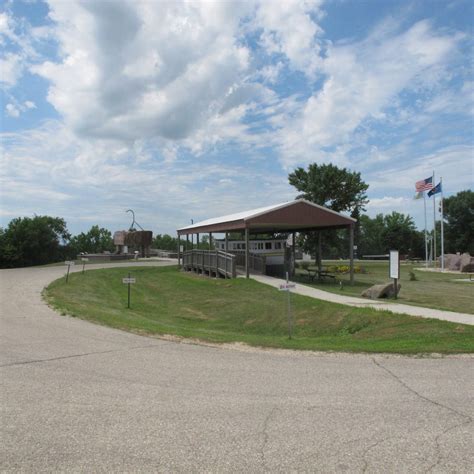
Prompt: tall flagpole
<box><xmin>423</xmin><ymin>191</ymin><xmax>428</xmax><ymax>268</ymax></box>
<box><xmin>440</xmin><ymin>177</ymin><xmax>444</xmax><ymax>271</ymax></box>
<box><xmin>432</xmin><ymin>170</ymin><xmax>436</xmax><ymax>268</ymax></box>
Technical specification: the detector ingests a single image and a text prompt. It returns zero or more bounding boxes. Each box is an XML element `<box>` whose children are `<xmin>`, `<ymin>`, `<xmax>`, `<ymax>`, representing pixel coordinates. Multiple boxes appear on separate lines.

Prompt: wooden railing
<box><xmin>232</xmin><ymin>251</ymin><xmax>267</xmax><ymax>274</ymax></box>
<box><xmin>182</xmin><ymin>250</ymin><xmax>236</xmax><ymax>278</ymax></box>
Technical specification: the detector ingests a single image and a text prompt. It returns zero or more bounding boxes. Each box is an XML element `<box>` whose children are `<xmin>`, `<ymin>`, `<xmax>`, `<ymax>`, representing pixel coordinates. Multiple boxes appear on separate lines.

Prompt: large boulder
<box><xmin>442</xmin><ymin>253</ymin><xmax>462</xmax><ymax>271</ymax></box>
<box><xmin>460</xmin><ymin>253</ymin><xmax>474</xmax><ymax>273</ymax></box>
<box><xmin>362</xmin><ymin>282</ymin><xmax>401</xmax><ymax>299</ymax></box>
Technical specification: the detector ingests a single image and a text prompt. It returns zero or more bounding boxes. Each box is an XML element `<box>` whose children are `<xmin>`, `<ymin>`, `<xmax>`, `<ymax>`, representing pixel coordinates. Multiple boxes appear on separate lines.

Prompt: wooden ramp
<box><xmin>182</xmin><ymin>250</ymin><xmax>236</xmax><ymax>278</ymax></box>
<box><xmin>182</xmin><ymin>250</ymin><xmax>266</xmax><ymax>278</ymax></box>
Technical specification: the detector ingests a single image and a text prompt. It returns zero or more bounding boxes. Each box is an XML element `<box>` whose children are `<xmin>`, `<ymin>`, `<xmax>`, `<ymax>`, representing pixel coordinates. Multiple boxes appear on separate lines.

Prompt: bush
<box><xmin>409</xmin><ymin>270</ymin><xmax>417</xmax><ymax>281</ymax></box>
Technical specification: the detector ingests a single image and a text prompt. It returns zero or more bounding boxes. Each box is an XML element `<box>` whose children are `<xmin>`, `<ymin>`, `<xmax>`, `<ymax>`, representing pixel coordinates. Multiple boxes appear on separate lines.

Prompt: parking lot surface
<box><xmin>1</xmin><ymin>263</ymin><xmax>472</xmax><ymax>472</ymax></box>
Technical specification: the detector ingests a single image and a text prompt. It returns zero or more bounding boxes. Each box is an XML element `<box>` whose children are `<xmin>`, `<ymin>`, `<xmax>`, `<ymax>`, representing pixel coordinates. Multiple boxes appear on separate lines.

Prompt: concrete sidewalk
<box><xmin>249</xmin><ymin>274</ymin><xmax>474</xmax><ymax>326</ymax></box>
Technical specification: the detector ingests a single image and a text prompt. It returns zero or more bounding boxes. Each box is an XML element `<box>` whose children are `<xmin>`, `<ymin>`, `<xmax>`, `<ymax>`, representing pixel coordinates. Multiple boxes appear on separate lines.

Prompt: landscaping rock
<box><xmin>361</xmin><ymin>282</ymin><xmax>401</xmax><ymax>299</ymax></box>
<box><xmin>442</xmin><ymin>253</ymin><xmax>462</xmax><ymax>271</ymax></box>
<box><xmin>460</xmin><ymin>253</ymin><xmax>474</xmax><ymax>273</ymax></box>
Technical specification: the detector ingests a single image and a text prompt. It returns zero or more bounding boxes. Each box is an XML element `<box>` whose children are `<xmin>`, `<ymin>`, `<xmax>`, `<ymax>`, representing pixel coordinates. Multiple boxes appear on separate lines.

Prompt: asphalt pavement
<box><xmin>1</xmin><ymin>262</ymin><xmax>473</xmax><ymax>472</ymax></box>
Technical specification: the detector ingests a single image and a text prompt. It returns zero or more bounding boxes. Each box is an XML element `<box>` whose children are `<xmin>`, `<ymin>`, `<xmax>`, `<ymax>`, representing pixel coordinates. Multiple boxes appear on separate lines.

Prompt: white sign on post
<box><xmin>389</xmin><ymin>250</ymin><xmax>399</xmax><ymax>279</ymax></box>
<box><xmin>122</xmin><ymin>277</ymin><xmax>136</xmax><ymax>284</ymax></box>
<box><xmin>279</xmin><ymin>283</ymin><xmax>296</xmax><ymax>291</ymax></box>
<box><xmin>81</xmin><ymin>257</ymin><xmax>89</xmax><ymax>262</ymax></box>
<box><xmin>65</xmin><ymin>261</ymin><xmax>75</xmax><ymax>266</ymax></box>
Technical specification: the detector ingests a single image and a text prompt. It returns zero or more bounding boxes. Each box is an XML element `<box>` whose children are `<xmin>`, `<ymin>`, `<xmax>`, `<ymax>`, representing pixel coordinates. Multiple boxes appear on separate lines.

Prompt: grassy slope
<box><xmin>44</xmin><ymin>266</ymin><xmax>474</xmax><ymax>354</ymax></box>
<box><xmin>294</xmin><ymin>261</ymin><xmax>474</xmax><ymax>315</ymax></box>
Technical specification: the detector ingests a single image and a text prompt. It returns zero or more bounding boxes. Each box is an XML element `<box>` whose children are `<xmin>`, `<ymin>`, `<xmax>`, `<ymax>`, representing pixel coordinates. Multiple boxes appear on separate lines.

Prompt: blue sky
<box><xmin>1</xmin><ymin>0</ymin><xmax>473</xmax><ymax>236</ymax></box>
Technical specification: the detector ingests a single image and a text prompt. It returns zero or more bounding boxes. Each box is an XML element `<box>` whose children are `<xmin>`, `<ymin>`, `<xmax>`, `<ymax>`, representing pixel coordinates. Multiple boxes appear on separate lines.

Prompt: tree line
<box><xmin>1</xmin><ymin>165</ymin><xmax>472</xmax><ymax>268</ymax></box>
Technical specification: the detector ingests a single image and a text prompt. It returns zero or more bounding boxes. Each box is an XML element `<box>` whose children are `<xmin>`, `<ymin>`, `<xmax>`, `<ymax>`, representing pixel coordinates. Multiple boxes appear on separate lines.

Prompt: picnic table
<box><xmin>304</xmin><ymin>268</ymin><xmax>337</xmax><ymax>282</ymax></box>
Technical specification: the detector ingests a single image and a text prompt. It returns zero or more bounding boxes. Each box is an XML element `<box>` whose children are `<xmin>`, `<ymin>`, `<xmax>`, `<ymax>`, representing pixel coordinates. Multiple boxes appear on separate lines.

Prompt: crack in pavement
<box><xmin>259</xmin><ymin>407</ymin><xmax>279</xmax><ymax>471</ymax></box>
<box><xmin>0</xmin><ymin>343</ymin><xmax>161</xmax><ymax>368</ymax></box>
<box><xmin>361</xmin><ymin>435</ymin><xmax>396</xmax><ymax>473</ymax></box>
<box><xmin>371</xmin><ymin>357</ymin><xmax>473</xmax><ymax>474</ymax></box>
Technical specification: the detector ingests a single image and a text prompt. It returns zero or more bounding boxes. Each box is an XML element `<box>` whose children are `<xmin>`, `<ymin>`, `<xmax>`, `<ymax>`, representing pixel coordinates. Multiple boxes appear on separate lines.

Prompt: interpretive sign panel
<box><xmin>389</xmin><ymin>250</ymin><xmax>399</xmax><ymax>279</ymax></box>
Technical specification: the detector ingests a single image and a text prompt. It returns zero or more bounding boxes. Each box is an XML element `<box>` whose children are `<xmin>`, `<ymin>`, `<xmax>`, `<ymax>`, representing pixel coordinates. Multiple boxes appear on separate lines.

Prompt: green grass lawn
<box><xmin>43</xmin><ymin>266</ymin><xmax>474</xmax><ymax>354</ymax></box>
<box><xmin>294</xmin><ymin>260</ymin><xmax>474</xmax><ymax>315</ymax></box>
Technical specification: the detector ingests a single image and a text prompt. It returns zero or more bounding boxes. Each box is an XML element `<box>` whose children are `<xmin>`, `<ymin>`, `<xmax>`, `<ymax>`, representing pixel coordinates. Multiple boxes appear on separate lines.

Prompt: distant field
<box><xmin>294</xmin><ymin>260</ymin><xmax>474</xmax><ymax>315</ymax></box>
<box><xmin>44</xmin><ymin>266</ymin><xmax>474</xmax><ymax>354</ymax></box>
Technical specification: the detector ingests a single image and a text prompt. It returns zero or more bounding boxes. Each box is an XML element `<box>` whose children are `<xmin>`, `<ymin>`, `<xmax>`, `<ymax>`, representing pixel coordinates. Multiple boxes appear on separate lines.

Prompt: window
<box><xmin>256</xmin><ymin>242</ymin><xmax>264</xmax><ymax>250</ymax></box>
<box><xmin>275</xmin><ymin>242</ymin><xmax>282</xmax><ymax>249</ymax></box>
<box><xmin>265</xmin><ymin>242</ymin><xmax>272</xmax><ymax>250</ymax></box>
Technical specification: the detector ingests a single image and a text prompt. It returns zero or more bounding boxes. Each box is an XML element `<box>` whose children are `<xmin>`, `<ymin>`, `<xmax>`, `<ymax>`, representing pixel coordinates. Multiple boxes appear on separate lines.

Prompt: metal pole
<box><xmin>286</xmin><ymin>272</ymin><xmax>292</xmax><ymax>339</ymax></box>
<box><xmin>349</xmin><ymin>224</ymin><xmax>354</xmax><ymax>286</ymax></box>
<box><xmin>66</xmin><ymin>264</ymin><xmax>70</xmax><ymax>283</ymax></box>
<box><xmin>432</xmin><ymin>170</ymin><xmax>437</xmax><ymax>267</ymax></box>
<box><xmin>440</xmin><ymin>177</ymin><xmax>445</xmax><ymax>271</ymax></box>
<box><xmin>127</xmin><ymin>272</ymin><xmax>131</xmax><ymax>309</ymax></box>
<box><xmin>423</xmin><ymin>192</ymin><xmax>428</xmax><ymax>268</ymax></box>
<box><xmin>82</xmin><ymin>261</ymin><xmax>85</xmax><ymax>274</ymax></box>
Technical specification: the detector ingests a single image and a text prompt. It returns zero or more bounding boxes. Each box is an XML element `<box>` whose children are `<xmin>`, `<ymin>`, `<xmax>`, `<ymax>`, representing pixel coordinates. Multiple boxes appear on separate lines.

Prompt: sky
<box><xmin>1</xmin><ymin>0</ymin><xmax>473</xmax><ymax>237</ymax></box>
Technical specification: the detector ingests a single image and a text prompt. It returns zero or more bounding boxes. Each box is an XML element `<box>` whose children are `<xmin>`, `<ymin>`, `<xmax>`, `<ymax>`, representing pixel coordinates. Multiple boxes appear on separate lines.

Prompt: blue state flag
<box><xmin>427</xmin><ymin>182</ymin><xmax>442</xmax><ymax>197</ymax></box>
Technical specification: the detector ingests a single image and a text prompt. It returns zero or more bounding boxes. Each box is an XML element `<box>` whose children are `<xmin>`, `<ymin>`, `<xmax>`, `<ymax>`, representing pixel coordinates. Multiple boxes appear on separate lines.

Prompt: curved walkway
<box><xmin>1</xmin><ymin>262</ymin><xmax>473</xmax><ymax>472</ymax></box>
<box><xmin>250</xmin><ymin>274</ymin><xmax>474</xmax><ymax>326</ymax></box>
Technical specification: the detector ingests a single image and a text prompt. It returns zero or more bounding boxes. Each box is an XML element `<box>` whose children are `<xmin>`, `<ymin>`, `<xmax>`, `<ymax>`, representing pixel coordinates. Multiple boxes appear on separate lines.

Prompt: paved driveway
<box><xmin>1</xmin><ymin>263</ymin><xmax>473</xmax><ymax>472</ymax></box>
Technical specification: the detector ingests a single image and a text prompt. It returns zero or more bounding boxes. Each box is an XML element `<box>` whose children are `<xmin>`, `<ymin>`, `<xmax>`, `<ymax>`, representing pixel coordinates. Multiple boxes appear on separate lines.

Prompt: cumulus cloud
<box><xmin>255</xmin><ymin>0</ymin><xmax>324</xmax><ymax>78</ymax></box>
<box><xmin>275</xmin><ymin>20</ymin><xmax>461</xmax><ymax>166</ymax></box>
<box><xmin>32</xmin><ymin>0</ymin><xmax>260</xmax><ymax>146</ymax></box>
<box><xmin>4</xmin><ymin>99</ymin><xmax>36</xmax><ymax>117</ymax></box>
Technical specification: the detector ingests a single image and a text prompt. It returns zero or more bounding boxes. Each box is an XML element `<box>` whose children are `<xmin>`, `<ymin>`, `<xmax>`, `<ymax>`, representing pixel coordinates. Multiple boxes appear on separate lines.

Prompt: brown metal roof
<box><xmin>177</xmin><ymin>199</ymin><xmax>355</xmax><ymax>235</ymax></box>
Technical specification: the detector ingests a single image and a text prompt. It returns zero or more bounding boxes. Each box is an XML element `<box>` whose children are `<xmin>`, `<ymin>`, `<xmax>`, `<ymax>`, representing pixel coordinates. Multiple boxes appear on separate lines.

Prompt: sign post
<box><xmin>81</xmin><ymin>257</ymin><xmax>89</xmax><ymax>274</ymax></box>
<box><xmin>279</xmin><ymin>272</ymin><xmax>296</xmax><ymax>339</ymax></box>
<box><xmin>389</xmin><ymin>250</ymin><xmax>400</xmax><ymax>299</ymax></box>
<box><xmin>65</xmin><ymin>261</ymin><xmax>75</xmax><ymax>283</ymax></box>
<box><xmin>122</xmin><ymin>273</ymin><xmax>136</xmax><ymax>308</ymax></box>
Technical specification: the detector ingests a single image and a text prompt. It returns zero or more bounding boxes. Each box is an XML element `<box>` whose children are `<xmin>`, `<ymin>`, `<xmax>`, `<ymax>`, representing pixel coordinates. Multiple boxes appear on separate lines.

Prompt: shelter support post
<box><xmin>225</xmin><ymin>232</ymin><xmax>228</xmax><ymax>279</ymax></box>
<box><xmin>186</xmin><ymin>234</ymin><xmax>189</xmax><ymax>252</ymax></box>
<box><xmin>197</xmin><ymin>233</ymin><xmax>200</xmax><ymax>247</ymax></box>
<box><xmin>292</xmin><ymin>232</ymin><xmax>296</xmax><ymax>277</ymax></box>
<box><xmin>318</xmin><ymin>231</ymin><xmax>322</xmax><ymax>274</ymax></box>
<box><xmin>245</xmin><ymin>228</ymin><xmax>249</xmax><ymax>279</ymax></box>
<box><xmin>349</xmin><ymin>224</ymin><xmax>354</xmax><ymax>286</ymax></box>
<box><xmin>177</xmin><ymin>234</ymin><xmax>181</xmax><ymax>268</ymax></box>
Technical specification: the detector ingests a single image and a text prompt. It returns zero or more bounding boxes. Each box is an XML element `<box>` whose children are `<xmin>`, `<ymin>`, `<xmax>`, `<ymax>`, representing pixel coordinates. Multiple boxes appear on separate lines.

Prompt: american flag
<box><xmin>415</xmin><ymin>176</ymin><xmax>433</xmax><ymax>192</ymax></box>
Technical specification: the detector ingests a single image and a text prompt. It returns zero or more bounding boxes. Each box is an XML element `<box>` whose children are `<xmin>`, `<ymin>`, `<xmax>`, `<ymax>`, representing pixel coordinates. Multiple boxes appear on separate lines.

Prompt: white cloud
<box><xmin>274</xmin><ymin>20</ymin><xmax>460</xmax><ymax>166</ymax></box>
<box><xmin>31</xmin><ymin>0</ymin><xmax>260</xmax><ymax>149</ymax></box>
<box><xmin>4</xmin><ymin>99</ymin><xmax>37</xmax><ymax>117</ymax></box>
<box><xmin>0</xmin><ymin>120</ymin><xmax>295</xmax><ymax>234</ymax></box>
<box><xmin>0</xmin><ymin>52</ymin><xmax>23</xmax><ymax>86</ymax></box>
<box><xmin>5</xmin><ymin>103</ymin><xmax>20</xmax><ymax>117</ymax></box>
<box><xmin>255</xmin><ymin>0</ymin><xmax>324</xmax><ymax>78</ymax></box>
